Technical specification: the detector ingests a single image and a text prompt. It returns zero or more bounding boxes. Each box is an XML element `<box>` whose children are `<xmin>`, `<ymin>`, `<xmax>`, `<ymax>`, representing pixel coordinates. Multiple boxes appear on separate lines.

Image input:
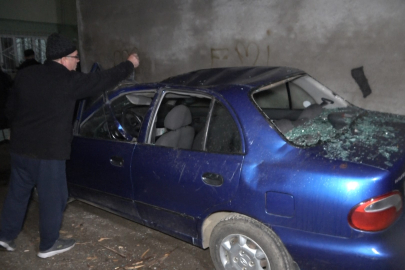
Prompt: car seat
<box><xmin>274</xmin><ymin>104</ymin><xmax>322</xmax><ymax>133</ymax></box>
<box><xmin>155</xmin><ymin>105</ymin><xmax>195</xmax><ymax>149</ymax></box>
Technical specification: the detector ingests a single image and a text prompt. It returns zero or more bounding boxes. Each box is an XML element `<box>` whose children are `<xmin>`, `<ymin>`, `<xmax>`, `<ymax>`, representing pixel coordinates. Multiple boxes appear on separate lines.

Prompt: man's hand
<box><xmin>128</xmin><ymin>53</ymin><xmax>140</xmax><ymax>68</ymax></box>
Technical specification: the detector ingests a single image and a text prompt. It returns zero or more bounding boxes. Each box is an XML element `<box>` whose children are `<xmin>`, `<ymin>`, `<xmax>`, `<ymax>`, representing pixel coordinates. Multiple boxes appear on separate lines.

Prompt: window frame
<box><xmin>250</xmin><ymin>76</ymin><xmax>302</xmax><ymax>119</ymax></box>
<box><xmin>146</xmin><ymin>89</ymin><xmax>213</xmax><ymax>145</ymax></box>
<box><xmin>77</xmin><ymin>89</ymin><xmax>156</xmax><ymax>142</ymax></box>
<box><xmin>78</xmin><ymin>104</ymin><xmax>112</xmax><ymax>140</ymax></box>
<box><xmin>204</xmin><ymin>99</ymin><xmax>244</xmax><ymax>154</ymax></box>
<box><xmin>146</xmin><ymin>88</ymin><xmax>245</xmax><ymax>155</ymax></box>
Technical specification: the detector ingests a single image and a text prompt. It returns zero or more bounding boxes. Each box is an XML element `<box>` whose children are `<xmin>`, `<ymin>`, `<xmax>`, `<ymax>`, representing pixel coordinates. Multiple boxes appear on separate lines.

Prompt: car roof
<box><xmin>104</xmin><ymin>66</ymin><xmax>305</xmax><ymax>107</ymax></box>
<box><xmin>160</xmin><ymin>66</ymin><xmax>305</xmax><ymax>90</ymax></box>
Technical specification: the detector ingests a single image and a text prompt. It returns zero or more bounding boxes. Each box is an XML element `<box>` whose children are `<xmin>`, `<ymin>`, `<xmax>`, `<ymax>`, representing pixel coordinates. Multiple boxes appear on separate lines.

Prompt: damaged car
<box><xmin>67</xmin><ymin>66</ymin><xmax>405</xmax><ymax>270</ymax></box>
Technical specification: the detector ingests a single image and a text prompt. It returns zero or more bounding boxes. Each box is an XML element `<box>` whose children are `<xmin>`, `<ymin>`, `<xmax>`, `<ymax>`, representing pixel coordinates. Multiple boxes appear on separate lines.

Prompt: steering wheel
<box><xmin>121</xmin><ymin>109</ymin><xmax>143</xmax><ymax>137</ymax></box>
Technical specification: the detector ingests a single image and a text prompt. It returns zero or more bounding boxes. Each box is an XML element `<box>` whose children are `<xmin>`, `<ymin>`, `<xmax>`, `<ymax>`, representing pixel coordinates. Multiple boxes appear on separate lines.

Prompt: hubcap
<box><xmin>219</xmin><ymin>234</ymin><xmax>270</xmax><ymax>270</ymax></box>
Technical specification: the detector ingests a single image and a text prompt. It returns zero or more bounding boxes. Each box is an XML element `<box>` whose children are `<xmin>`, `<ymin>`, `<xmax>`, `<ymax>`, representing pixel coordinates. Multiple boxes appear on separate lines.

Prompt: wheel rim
<box><xmin>219</xmin><ymin>234</ymin><xmax>270</xmax><ymax>270</ymax></box>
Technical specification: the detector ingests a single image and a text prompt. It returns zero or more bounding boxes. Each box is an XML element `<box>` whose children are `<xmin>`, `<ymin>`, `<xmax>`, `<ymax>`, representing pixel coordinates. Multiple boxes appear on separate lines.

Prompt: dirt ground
<box><xmin>0</xmin><ymin>142</ymin><xmax>215</xmax><ymax>270</ymax></box>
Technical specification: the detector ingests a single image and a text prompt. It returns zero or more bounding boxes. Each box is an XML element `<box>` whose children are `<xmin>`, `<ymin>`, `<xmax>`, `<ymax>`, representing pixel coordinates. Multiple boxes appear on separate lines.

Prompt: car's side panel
<box><xmin>272</xmin><ymin>213</ymin><xmax>405</xmax><ymax>270</ymax></box>
<box><xmin>130</xmin><ymin>144</ymin><xmax>243</xmax><ymax>238</ymax></box>
<box><xmin>68</xmin><ymin>184</ymin><xmax>140</xmax><ymax>221</ymax></box>
<box><xmin>222</xmin><ymin>89</ymin><xmax>391</xmax><ymax>238</ymax></box>
<box><xmin>67</xmin><ymin>137</ymin><xmax>138</xmax><ymax>217</ymax></box>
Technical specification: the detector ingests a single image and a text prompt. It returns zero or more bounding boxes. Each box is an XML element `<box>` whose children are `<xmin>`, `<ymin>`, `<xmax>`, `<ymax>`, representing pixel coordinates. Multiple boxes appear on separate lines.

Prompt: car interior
<box><xmin>252</xmin><ymin>75</ymin><xmax>349</xmax><ymax>134</ymax></box>
<box><xmin>149</xmin><ymin>92</ymin><xmax>242</xmax><ymax>153</ymax></box>
<box><xmin>79</xmin><ymin>90</ymin><xmax>243</xmax><ymax>154</ymax></box>
<box><xmin>151</xmin><ymin>93</ymin><xmax>211</xmax><ymax>150</ymax></box>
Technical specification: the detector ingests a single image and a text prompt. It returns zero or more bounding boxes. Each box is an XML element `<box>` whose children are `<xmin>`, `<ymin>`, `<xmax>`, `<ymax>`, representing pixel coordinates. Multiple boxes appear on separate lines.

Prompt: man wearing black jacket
<box><xmin>0</xmin><ymin>33</ymin><xmax>139</xmax><ymax>258</ymax></box>
<box><xmin>17</xmin><ymin>49</ymin><xmax>41</xmax><ymax>71</ymax></box>
<box><xmin>0</xmin><ymin>69</ymin><xmax>13</xmax><ymax>140</ymax></box>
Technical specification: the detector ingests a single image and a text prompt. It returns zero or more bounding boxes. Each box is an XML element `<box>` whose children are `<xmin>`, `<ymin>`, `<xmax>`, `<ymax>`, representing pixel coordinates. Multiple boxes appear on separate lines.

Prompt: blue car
<box><xmin>67</xmin><ymin>67</ymin><xmax>405</xmax><ymax>270</ymax></box>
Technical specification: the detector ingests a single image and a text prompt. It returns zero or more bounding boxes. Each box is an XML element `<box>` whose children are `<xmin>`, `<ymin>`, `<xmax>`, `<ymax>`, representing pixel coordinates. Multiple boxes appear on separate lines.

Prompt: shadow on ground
<box><xmin>0</xmin><ymin>143</ymin><xmax>214</xmax><ymax>270</ymax></box>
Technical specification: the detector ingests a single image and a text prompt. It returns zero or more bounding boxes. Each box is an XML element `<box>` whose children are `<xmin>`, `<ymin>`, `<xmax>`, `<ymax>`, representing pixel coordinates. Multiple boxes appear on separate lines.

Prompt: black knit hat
<box><xmin>46</xmin><ymin>33</ymin><xmax>76</xmax><ymax>60</ymax></box>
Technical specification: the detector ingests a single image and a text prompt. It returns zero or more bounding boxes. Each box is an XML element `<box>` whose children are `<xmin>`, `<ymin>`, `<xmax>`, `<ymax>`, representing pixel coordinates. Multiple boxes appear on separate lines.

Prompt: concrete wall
<box><xmin>0</xmin><ymin>0</ymin><xmax>77</xmax><ymax>25</ymax></box>
<box><xmin>77</xmin><ymin>0</ymin><xmax>405</xmax><ymax>114</ymax></box>
<box><xmin>0</xmin><ymin>0</ymin><xmax>77</xmax><ymax>38</ymax></box>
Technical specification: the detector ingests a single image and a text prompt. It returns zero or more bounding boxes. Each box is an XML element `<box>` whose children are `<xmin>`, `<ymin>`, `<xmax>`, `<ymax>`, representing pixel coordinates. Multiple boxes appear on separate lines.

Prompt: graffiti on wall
<box><xmin>113</xmin><ymin>47</ymin><xmax>139</xmax><ymax>66</ymax></box>
<box><xmin>112</xmin><ymin>47</ymin><xmax>140</xmax><ymax>81</ymax></box>
<box><xmin>211</xmin><ymin>42</ymin><xmax>271</xmax><ymax>67</ymax></box>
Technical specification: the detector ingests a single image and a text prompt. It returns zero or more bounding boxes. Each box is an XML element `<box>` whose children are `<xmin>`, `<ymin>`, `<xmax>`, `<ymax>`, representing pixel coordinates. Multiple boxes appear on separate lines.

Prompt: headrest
<box><xmin>164</xmin><ymin>105</ymin><xmax>192</xmax><ymax>130</ymax></box>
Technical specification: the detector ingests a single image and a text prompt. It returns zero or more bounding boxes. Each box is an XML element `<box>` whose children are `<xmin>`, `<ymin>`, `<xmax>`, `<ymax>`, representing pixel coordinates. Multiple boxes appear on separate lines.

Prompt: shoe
<box><xmin>0</xmin><ymin>239</ymin><xmax>16</xmax><ymax>251</ymax></box>
<box><xmin>37</xmin><ymin>238</ymin><xmax>76</xmax><ymax>258</ymax></box>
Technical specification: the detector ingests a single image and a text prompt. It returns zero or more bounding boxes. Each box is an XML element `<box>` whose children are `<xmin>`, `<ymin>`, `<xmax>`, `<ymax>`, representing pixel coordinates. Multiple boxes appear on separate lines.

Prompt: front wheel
<box><xmin>209</xmin><ymin>214</ymin><xmax>296</xmax><ymax>270</ymax></box>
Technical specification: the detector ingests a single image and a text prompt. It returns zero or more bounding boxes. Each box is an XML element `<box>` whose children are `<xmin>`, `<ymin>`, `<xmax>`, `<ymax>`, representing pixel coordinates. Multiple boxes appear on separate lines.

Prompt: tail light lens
<box><xmin>348</xmin><ymin>191</ymin><xmax>403</xmax><ymax>231</ymax></box>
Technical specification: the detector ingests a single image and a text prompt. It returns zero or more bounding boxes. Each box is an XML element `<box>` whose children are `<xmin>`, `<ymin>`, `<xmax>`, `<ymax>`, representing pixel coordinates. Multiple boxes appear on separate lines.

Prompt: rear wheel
<box><xmin>209</xmin><ymin>214</ymin><xmax>296</xmax><ymax>270</ymax></box>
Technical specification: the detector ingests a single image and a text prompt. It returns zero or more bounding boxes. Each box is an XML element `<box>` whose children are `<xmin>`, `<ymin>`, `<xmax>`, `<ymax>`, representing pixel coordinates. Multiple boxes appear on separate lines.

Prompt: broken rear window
<box><xmin>252</xmin><ymin>75</ymin><xmax>405</xmax><ymax>167</ymax></box>
<box><xmin>251</xmin><ymin>75</ymin><xmax>349</xmax><ymax>134</ymax></box>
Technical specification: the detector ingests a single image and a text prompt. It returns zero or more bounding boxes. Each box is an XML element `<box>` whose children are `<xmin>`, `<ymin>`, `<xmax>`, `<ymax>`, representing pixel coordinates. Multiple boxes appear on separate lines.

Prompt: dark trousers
<box><xmin>0</xmin><ymin>153</ymin><xmax>68</xmax><ymax>251</ymax></box>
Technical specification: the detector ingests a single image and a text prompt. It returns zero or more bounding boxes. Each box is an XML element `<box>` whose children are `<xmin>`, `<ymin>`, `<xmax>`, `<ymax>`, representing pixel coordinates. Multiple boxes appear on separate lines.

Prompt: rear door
<box><xmin>131</xmin><ymin>89</ymin><xmax>245</xmax><ymax>236</ymax></box>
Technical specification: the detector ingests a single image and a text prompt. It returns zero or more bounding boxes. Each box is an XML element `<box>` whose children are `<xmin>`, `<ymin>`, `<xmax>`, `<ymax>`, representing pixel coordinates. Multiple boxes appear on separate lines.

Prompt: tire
<box><xmin>209</xmin><ymin>214</ymin><xmax>296</xmax><ymax>270</ymax></box>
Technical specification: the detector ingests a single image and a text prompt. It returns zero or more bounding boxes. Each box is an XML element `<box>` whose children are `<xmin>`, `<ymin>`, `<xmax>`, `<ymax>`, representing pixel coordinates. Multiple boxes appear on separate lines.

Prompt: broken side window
<box><xmin>79</xmin><ymin>105</ymin><xmax>111</xmax><ymax>140</ymax></box>
<box><xmin>151</xmin><ymin>91</ymin><xmax>212</xmax><ymax>150</ymax></box>
<box><xmin>205</xmin><ymin>100</ymin><xmax>243</xmax><ymax>154</ymax></box>
<box><xmin>109</xmin><ymin>92</ymin><xmax>154</xmax><ymax>141</ymax></box>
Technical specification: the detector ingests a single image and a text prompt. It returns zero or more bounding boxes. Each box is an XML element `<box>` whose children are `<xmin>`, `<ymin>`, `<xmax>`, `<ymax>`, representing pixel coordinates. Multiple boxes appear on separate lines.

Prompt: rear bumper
<box><xmin>273</xmin><ymin>214</ymin><xmax>405</xmax><ymax>270</ymax></box>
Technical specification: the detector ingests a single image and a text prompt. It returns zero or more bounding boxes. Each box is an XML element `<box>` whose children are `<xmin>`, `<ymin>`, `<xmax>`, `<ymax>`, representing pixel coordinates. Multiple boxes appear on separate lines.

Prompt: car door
<box><xmin>67</xmin><ymin>89</ymin><xmax>156</xmax><ymax>218</ymax></box>
<box><xmin>131</xmin><ymin>89</ymin><xmax>245</xmax><ymax>237</ymax></box>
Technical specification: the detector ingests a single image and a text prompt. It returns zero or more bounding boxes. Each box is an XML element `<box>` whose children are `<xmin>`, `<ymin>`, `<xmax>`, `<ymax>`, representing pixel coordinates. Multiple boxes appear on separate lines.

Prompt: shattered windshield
<box><xmin>252</xmin><ymin>75</ymin><xmax>405</xmax><ymax>167</ymax></box>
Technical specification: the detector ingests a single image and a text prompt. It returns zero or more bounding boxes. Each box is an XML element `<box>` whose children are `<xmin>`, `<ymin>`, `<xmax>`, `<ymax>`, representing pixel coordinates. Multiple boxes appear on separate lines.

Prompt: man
<box><xmin>0</xmin><ymin>69</ymin><xmax>12</xmax><ymax>141</ymax></box>
<box><xmin>17</xmin><ymin>49</ymin><xmax>41</xmax><ymax>71</ymax></box>
<box><xmin>0</xmin><ymin>33</ymin><xmax>139</xmax><ymax>258</ymax></box>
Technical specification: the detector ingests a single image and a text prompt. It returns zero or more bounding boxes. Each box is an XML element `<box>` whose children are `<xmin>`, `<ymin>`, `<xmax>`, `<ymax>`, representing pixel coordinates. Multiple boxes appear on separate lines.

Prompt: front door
<box><xmin>67</xmin><ymin>90</ymin><xmax>156</xmax><ymax>219</ymax></box>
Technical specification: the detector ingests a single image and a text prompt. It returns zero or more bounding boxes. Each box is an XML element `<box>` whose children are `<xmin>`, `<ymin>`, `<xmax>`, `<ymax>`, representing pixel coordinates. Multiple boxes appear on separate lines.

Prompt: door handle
<box><xmin>202</xmin><ymin>172</ymin><xmax>223</xmax><ymax>187</ymax></box>
<box><xmin>110</xmin><ymin>156</ymin><xmax>124</xmax><ymax>167</ymax></box>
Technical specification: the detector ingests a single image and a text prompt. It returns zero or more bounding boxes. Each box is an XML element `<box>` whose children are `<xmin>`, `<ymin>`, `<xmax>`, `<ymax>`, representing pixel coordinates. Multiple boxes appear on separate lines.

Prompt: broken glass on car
<box><xmin>80</xmin><ymin>91</ymin><xmax>155</xmax><ymax>141</ymax></box>
<box><xmin>109</xmin><ymin>92</ymin><xmax>154</xmax><ymax>141</ymax></box>
<box><xmin>252</xmin><ymin>75</ymin><xmax>405</xmax><ymax>167</ymax></box>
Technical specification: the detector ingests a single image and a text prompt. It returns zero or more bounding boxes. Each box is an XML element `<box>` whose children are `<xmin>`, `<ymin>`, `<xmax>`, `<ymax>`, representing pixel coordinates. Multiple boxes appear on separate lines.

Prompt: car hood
<box><xmin>285</xmin><ymin>108</ymin><xmax>405</xmax><ymax>170</ymax></box>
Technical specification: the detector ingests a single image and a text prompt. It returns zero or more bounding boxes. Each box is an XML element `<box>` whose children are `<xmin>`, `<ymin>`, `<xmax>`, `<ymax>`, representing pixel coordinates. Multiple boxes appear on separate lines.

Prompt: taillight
<box><xmin>348</xmin><ymin>191</ymin><xmax>403</xmax><ymax>231</ymax></box>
